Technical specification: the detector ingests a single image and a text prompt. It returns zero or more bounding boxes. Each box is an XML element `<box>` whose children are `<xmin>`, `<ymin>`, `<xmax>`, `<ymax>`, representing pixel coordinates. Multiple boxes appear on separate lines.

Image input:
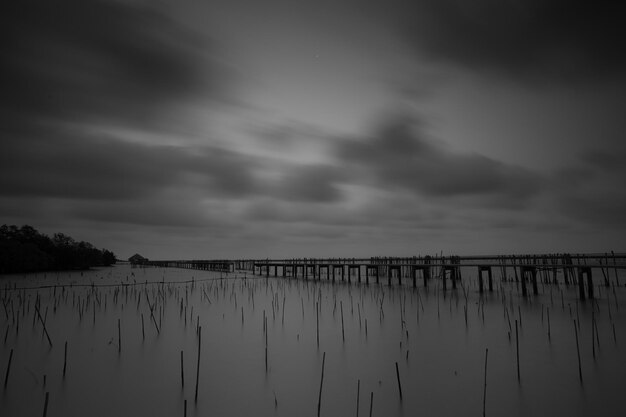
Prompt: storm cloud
<box><xmin>334</xmin><ymin>115</ymin><xmax>542</xmax><ymax>207</ymax></box>
<box><xmin>0</xmin><ymin>130</ymin><xmax>258</xmax><ymax>201</ymax></box>
<box><xmin>0</xmin><ymin>0</ymin><xmax>221</xmax><ymax>130</ymax></box>
<box><xmin>402</xmin><ymin>0</ymin><xmax>626</xmax><ymax>84</ymax></box>
<box><xmin>1</xmin><ymin>0</ymin><xmax>623</xmax><ymax>257</ymax></box>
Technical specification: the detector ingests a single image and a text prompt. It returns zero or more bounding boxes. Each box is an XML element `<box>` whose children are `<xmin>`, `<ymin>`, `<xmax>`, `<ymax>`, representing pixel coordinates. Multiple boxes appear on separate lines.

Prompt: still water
<box><xmin>1</xmin><ymin>264</ymin><xmax>625</xmax><ymax>416</ymax></box>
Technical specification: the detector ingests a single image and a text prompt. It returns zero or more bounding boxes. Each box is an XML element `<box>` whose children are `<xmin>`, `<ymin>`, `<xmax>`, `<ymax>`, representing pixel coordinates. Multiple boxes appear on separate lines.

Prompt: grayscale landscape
<box><xmin>2</xmin><ymin>1</ymin><xmax>625</xmax><ymax>416</ymax></box>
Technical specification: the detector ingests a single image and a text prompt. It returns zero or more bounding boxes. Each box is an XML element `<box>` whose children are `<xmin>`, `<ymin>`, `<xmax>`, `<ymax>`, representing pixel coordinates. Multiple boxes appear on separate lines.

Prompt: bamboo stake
<box><xmin>574</xmin><ymin>319</ymin><xmax>582</xmax><ymax>383</ymax></box>
<box><xmin>591</xmin><ymin>310</ymin><xmax>596</xmax><ymax>359</ymax></box>
<box><xmin>118</xmin><ymin>319</ymin><xmax>121</xmax><ymax>353</ymax></box>
<box><xmin>4</xmin><ymin>348</ymin><xmax>13</xmax><ymax>388</ymax></box>
<box><xmin>356</xmin><ymin>379</ymin><xmax>360</xmax><ymax>417</ymax></box>
<box><xmin>63</xmin><ymin>341</ymin><xmax>67</xmax><ymax>377</ymax></box>
<box><xmin>515</xmin><ymin>320</ymin><xmax>520</xmax><ymax>382</ymax></box>
<box><xmin>316</xmin><ymin>302</ymin><xmax>319</xmax><ymax>348</ymax></box>
<box><xmin>42</xmin><ymin>392</ymin><xmax>49</xmax><ymax>417</ymax></box>
<box><xmin>195</xmin><ymin>326</ymin><xmax>201</xmax><ymax>403</ymax></box>
<box><xmin>35</xmin><ymin>305</ymin><xmax>52</xmax><ymax>347</ymax></box>
<box><xmin>317</xmin><ymin>351</ymin><xmax>326</xmax><ymax>417</ymax></box>
<box><xmin>483</xmin><ymin>348</ymin><xmax>488</xmax><ymax>417</ymax></box>
<box><xmin>181</xmin><ymin>350</ymin><xmax>184</xmax><ymax>388</ymax></box>
<box><xmin>395</xmin><ymin>361</ymin><xmax>403</xmax><ymax>401</ymax></box>
<box><xmin>341</xmin><ymin>301</ymin><xmax>345</xmax><ymax>343</ymax></box>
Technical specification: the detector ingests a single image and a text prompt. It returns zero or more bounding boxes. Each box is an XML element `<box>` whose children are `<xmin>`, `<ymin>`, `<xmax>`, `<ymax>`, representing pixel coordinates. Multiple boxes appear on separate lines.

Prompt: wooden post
<box><xmin>4</xmin><ymin>348</ymin><xmax>13</xmax><ymax>388</ymax></box>
<box><xmin>395</xmin><ymin>361</ymin><xmax>403</xmax><ymax>401</ymax></box>
<box><xmin>578</xmin><ymin>268</ymin><xmax>586</xmax><ymax>301</ymax></box>
<box><xmin>63</xmin><ymin>341</ymin><xmax>67</xmax><ymax>377</ymax></box>
<box><xmin>574</xmin><ymin>320</ymin><xmax>582</xmax><ymax>383</ymax></box>
<box><xmin>317</xmin><ymin>352</ymin><xmax>326</xmax><ymax>417</ymax></box>
<box><xmin>341</xmin><ymin>302</ymin><xmax>345</xmax><ymax>343</ymax></box>
<box><xmin>483</xmin><ymin>348</ymin><xmax>488</xmax><ymax>417</ymax></box>
<box><xmin>586</xmin><ymin>268</ymin><xmax>594</xmax><ymax>300</ymax></box>
<box><xmin>181</xmin><ymin>350</ymin><xmax>184</xmax><ymax>388</ymax></box>
<box><xmin>42</xmin><ymin>392</ymin><xmax>49</xmax><ymax>417</ymax></box>
<box><xmin>356</xmin><ymin>379</ymin><xmax>360</xmax><ymax>417</ymax></box>
<box><xmin>316</xmin><ymin>303</ymin><xmax>319</xmax><ymax>348</ymax></box>
<box><xmin>515</xmin><ymin>320</ymin><xmax>520</xmax><ymax>382</ymax></box>
<box><xmin>195</xmin><ymin>326</ymin><xmax>201</xmax><ymax>403</ymax></box>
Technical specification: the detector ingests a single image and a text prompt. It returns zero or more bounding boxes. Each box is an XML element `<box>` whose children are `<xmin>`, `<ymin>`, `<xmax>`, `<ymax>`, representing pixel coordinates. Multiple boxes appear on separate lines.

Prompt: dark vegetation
<box><xmin>0</xmin><ymin>224</ymin><xmax>116</xmax><ymax>274</ymax></box>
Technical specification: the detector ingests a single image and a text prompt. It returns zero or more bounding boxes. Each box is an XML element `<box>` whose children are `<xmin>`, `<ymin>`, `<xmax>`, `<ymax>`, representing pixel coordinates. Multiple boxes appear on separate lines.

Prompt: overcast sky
<box><xmin>2</xmin><ymin>0</ymin><xmax>625</xmax><ymax>259</ymax></box>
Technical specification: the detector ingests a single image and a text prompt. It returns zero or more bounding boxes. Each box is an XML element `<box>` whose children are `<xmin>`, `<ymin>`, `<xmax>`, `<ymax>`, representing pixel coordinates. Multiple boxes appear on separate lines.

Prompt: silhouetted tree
<box><xmin>0</xmin><ymin>224</ymin><xmax>117</xmax><ymax>274</ymax></box>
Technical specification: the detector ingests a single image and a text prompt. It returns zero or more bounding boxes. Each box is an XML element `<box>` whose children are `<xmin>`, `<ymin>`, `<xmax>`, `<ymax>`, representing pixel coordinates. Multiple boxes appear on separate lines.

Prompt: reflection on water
<box><xmin>1</xmin><ymin>265</ymin><xmax>626</xmax><ymax>416</ymax></box>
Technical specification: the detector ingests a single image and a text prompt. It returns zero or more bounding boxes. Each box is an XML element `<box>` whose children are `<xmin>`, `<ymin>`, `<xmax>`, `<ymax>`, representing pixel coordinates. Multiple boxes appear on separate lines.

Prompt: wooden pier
<box><xmin>143</xmin><ymin>254</ymin><xmax>626</xmax><ymax>301</ymax></box>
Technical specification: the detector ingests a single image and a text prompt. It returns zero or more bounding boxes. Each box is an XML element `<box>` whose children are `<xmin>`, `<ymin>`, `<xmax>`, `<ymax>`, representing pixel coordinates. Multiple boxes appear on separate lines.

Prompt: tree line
<box><xmin>0</xmin><ymin>224</ymin><xmax>116</xmax><ymax>274</ymax></box>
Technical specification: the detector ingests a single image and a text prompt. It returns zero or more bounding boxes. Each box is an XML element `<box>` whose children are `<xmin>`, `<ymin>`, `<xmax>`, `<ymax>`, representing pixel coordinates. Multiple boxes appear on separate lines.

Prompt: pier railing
<box><xmin>142</xmin><ymin>253</ymin><xmax>626</xmax><ymax>300</ymax></box>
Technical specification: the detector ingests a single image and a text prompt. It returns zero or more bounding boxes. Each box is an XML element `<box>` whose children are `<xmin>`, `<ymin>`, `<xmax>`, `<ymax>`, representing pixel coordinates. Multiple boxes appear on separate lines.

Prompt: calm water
<box><xmin>1</xmin><ymin>264</ymin><xmax>625</xmax><ymax>416</ymax></box>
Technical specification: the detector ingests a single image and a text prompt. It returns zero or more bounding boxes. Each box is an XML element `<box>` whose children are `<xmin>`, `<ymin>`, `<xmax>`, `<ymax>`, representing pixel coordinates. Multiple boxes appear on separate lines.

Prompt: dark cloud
<box><xmin>272</xmin><ymin>164</ymin><xmax>345</xmax><ymax>203</ymax></box>
<box><xmin>402</xmin><ymin>0</ymin><xmax>626</xmax><ymax>84</ymax></box>
<box><xmin>335</xmin><ymin>115</ymin><xmax>542</xmax><ymax>207</ymax></box>
<box><xmin>69</xmin><ymin>198</ymin><xmax>236</xmax><ymax>230</ymax></box>
<box><xmin>553</xmin><ymin>149</ymin><xmax>626</xmax><ymax>226</ymax></box>
<box><xmin>0</xmin><ymin>0</ymin><xmax>220</xmax><ymax>130</ymax></box>
<box><xmin>0</xmin><ymin>129</ymin><xmax>258</xmax><ymax>201</ymax></box>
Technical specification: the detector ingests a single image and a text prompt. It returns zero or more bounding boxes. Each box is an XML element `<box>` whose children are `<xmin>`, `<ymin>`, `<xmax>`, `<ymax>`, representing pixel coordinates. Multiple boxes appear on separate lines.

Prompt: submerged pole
<box><xmin>4</xmin><ymin>348</ymin><xmax>13</xmax><ymax>388</ymax></box>
<box><xmin>195</xmin><ymin>326</ymin><xmax>202</xmax><ymax>402</ymax></box>
<box><xmin>317</xmin><ymin>352</ymin><xmax>326</xmax><ymax>417</ymax></box>
<box><xmin>483</xmin><ymin>348</ymin><xmax>488</xmax><ymax>417</ymax></box>
<box><xmin>395</xmin><ymin>361</ymin><xmax>403</xmax><ymax>401</ymax></box>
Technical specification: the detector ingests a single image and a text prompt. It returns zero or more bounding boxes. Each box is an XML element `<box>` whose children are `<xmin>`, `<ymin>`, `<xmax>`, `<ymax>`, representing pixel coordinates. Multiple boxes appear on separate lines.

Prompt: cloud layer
<box><xmin>403</xmin><ymin>0</ymin><xmax>626</xmax><ymax>84</ymax></box>
<box><xmin>1</xmin><ymin>0</ymin><xmax>624</xmax><ymax>257</ymax></box>
<box><xmin>1</xmin><ymin>0</ymin><xmax>220</xmax><ymax>131</ymax></box>
<box><xmin>335</xmin><ymin>115</ymin><xmax>541</xmax><ymax>207</ymax></box>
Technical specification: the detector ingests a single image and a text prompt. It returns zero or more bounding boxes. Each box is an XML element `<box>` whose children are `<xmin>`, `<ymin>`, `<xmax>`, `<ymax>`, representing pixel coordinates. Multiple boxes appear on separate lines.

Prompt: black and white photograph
<box><xmin>2</xmin><ymin>1</ymin><xmax>625</xmax><ymax>416</ymax></box>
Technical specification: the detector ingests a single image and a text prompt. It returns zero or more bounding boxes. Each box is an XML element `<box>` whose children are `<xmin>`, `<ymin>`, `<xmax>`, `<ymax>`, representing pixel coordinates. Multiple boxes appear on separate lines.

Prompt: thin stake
<box><xmin>184</xmin><ymin>399</ymin><xmax>187</xmax><ymax>417</ymax></box>
<box><xmin>63</xmin><ymin>341</ymin><xmax>67</xmax><ymax>377</ymax></box>
<box><xmin>42</xmin><ymin>391</ymin><xmax>49</xmax><ymax>417</ymax></box>
<box><xmin>316</xmin><ymin>303</ymin><xmax>319</xmax><ymax>348</ymax></box>
<box><xmin>4</xmin><ymin>348</ymin><xmax>13</xmax><ymax>388</ymax></box>
<box><xmin>35</xmin><ymin>305</ymin><xmax>52</xmax><ymax>347</ymax></box>
<box><xmin>282</xmin><ymin>296</ymin><xmax>286</xmax><ymax>326</ymax></box>
<box><xmin>356</xmin><ymin>379</ymin><xmax>360</xmax><ymax>417</ymax></box>
<box><xmin>141</xmin><ymin>314</ymin><xmax>145</xmax><ymax>340</ymax></box>
<box><xmin>317</xmin><ymin>351</ymin><xmax>326</xmax><ymax>417</ymax></box>
<box><xmin>369</xmin><ymin>392</ymin><xmax>374</xmax><ymax>417</ymax></box>
<box><xmin>118</xmin><ymin>318</ymin><xmax>121</xmax><ymax>353</ymax></box>
<box><xmin>592</xmin><ymin>310</ymin><xmax>596</xmax><ymax>359</ymax></box>
<box><xmin>341</xmin><ymin>301</ymin><xmax>345</xmax><ymax>343</ymax></box>
<box><xmin>574</xmin><ymin>319</ymin><xmax>583</xmax><ymax>383</ymax></box>
<box><xmin>395</xmin><ymin>361</ymin><xmax>403</xmax><ymax>401</ymax></box>
<box><xmin>483</xmin><ymin>348</ymin><xmax>488</xmax><ymax>417</ymax></box>
<box><xmin>515</xmin><ymin>319</ymin><xmax>520</xmax><ymax>382</ymax></box>
<box><xmin>613</xmin><ymin>322</ymin><xmax>617</xmax><ymax>345</ymax></box>
<box><xmin>195</xmin><ymin>326</ymin><xmax>201</xmax><ymax>402</ymax></box>
<box><xmin>181</xmin><ymin>350</ymin><xmax>184</xmax><ymax>388</ymax></box>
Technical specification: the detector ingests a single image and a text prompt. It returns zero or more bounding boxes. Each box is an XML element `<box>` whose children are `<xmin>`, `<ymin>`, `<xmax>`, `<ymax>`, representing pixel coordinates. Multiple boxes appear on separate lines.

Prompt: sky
<box><xmin>2</xmin><ymin>0</ymin><xmax>626</xmax><ymax>259</ymax></box>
